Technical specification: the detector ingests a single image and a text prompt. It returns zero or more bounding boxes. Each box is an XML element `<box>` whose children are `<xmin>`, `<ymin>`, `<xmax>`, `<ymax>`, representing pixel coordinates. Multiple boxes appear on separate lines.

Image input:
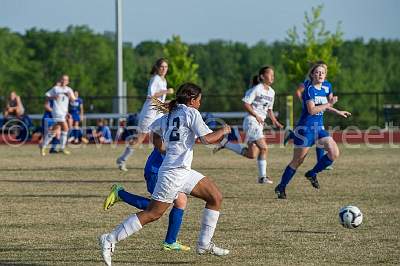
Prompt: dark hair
<box><xmin>150</xmin><ymin>58</ymin><xmax>168</xmax><ymax>75</ymax></box>
<box><xmin>251</xmin><ymin>75</ymin><xmax>259</xmax><ymax>87</ymax></box>
<box><xmin>308</xmin><ymin>63</ymin><xmax>326</xmax><ymax>82</ymax></box>
<box><xmin>251</xmin><ymin>66</ymin><xmax>274</xmax><ymax>86</ymax></box>
<box><xmin>168</xmin><ymin>82</ymin><xmax>202</xmax><ymax>112</ymax></box>
<box><xmin>151</xmin><ymin>82</ymin><xmax>202</xmax><ymax>114</ymax></box>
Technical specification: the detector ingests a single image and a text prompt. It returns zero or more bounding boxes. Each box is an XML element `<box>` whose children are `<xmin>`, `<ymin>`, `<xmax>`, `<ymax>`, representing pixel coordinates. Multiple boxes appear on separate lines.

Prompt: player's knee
<box><xmin>146</xmin><ymin>210</ymin><xmax>163</xmax><ymax>222</ymax></box>
<box><xmin>209</xmin><ymin>189</ymin><xmax>223</xmax><ymax>208</ymax></box>
<box><xmin>259</xmin><ymin>146</ymin><xmax>268</xmax><ymax>154</ymax></box>
<box><xmin>291</xmin><ymin>157</ymin><xmax>304</xmax><ymax>168</ymax></box>
<box><xmin>329</xmin><ymin>149</ymin><xmax>339</xmax><ymax>161</ymax></box>
<box><xmin>174</xmin><ymin>194</ymin><xmax>187</xmax><ymax>209</ymax></box>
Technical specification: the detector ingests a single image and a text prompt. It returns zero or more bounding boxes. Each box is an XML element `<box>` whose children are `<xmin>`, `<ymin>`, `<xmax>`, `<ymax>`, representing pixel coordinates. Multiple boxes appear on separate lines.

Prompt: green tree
<box><xmin>163</xmin><ymin>35</ymin><xmax>199</xmax><ymax>89</ymax></box>
<box><xmin>282</xmin><ymin>5</ymin><xmax>343</xmax><ymax>87</ymax></box>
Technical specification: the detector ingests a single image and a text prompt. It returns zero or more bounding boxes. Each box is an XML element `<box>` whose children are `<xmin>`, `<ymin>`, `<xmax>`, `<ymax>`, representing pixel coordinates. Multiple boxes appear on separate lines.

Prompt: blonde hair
<box><xmin>151</xmin><ymin>97</ymin><xmax>170</xmax><ymax>114</ymax></box>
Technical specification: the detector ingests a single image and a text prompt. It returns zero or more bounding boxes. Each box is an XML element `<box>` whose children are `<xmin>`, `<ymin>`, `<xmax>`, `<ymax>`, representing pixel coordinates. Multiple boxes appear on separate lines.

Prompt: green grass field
<box><xmin>1</xmin><ymin>144</ymin><xmax>399</xmax><ymax>265</ymax></box>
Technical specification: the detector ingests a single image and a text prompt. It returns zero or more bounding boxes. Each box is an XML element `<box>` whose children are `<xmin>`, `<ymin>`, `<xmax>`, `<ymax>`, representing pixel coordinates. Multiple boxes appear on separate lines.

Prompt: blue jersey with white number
<box><xmin>69</xmin><ymin>97</ymin><xmax>83</xmax><ymax>115</ymax></box>
<box><xmin>297</xmin><ymin>84</ymin><xmax>330</xmax><ymax>127</ymax></box>
<box><xmin>144</xmin><ymin>148</ymin><xmax>164</xmax><ymax>177</ymax></box>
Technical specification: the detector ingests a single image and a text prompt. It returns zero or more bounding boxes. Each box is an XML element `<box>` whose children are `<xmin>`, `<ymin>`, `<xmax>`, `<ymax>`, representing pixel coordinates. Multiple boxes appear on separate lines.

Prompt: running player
<box><xmin>284</xmin><ymin>61</ymin><xmax>334</xmax><ymax>170</ymax></box>
<box><xmin>100</xmin><ymin>83</ymin><xmax>231</xmax><ymax>266</ymax></box>
<box><xmin>214</xmin><ymin>66</ymin><xmax>283</xmax><ymax>184</ymax></box>
<box><xmin>275</xmin><ymin>63</ymin><xmax>351</xmax><ymax>199</ymax></box>
<box><xmin>104</xmin><ymin>147</ymin><xmax>190</xmax><ymax>251</ymax></box>
<box><xmin>40</xmin><ymin>75</ymin><xmax>76</xmax><ymax>155</ymax></box>
<box><xmin>116</xmin><ymin>58</ymin><xmax>174</xmax><ymax>171</ymax></box>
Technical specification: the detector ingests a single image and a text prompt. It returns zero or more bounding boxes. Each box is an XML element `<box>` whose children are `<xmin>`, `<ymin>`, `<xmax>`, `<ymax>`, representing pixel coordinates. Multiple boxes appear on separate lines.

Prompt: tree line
<box><xmin>0</xmin><ymin>25</ymin><xmax>399</xmax><ymax>127</ymax></box>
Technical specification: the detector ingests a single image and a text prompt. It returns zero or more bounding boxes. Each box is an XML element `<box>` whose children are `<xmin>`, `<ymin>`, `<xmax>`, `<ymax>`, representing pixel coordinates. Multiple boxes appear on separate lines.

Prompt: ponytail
<box><xmin>151</xmin><ymin>82</ymin><xmax>202</xmax><ymax>114</ymax></box>
<box><xmin>250</xmin><ymin>65</ymin><xmax>274</xmax><ymax>87</ymax></box>
<box><xmin>251</xmin><ymin>75</ymin><xmax>259</xmax><ymax>87</ymax></box>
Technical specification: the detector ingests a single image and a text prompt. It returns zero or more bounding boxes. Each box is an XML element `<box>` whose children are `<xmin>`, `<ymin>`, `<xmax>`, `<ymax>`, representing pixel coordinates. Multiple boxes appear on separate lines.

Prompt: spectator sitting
<box><xmin>3</xmin><ymin>91</ymin><xmax>25</xmax><ymax>119</ymax></box>
<box><xmin>89</xmin><ymin>119</ymin><xmax>112</xmax><ymax>144</ymax></box>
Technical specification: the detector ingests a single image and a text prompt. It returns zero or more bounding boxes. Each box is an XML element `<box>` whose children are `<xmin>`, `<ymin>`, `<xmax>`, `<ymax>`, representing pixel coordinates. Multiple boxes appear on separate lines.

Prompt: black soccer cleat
<box><xmin>305</xmin><ymin>171</ymin><xmax>320</xmax><ymax>189</ymax></box>
<box><xmin>274</xmin><ymin>185</ymin><xmax>287</xmax><ymax>199</ymax></box>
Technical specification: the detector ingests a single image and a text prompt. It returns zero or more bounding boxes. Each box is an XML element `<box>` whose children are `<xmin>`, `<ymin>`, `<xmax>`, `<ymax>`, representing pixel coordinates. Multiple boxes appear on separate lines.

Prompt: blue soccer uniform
<box><xmin>293</xmin><ymin>83</ymin><xmax>331</xmax><ymax>147</ymax></box>
<box><xmin>69</xmin><ymin>97</ymin><xmax>83</xmax><ymax>122</ymax></box>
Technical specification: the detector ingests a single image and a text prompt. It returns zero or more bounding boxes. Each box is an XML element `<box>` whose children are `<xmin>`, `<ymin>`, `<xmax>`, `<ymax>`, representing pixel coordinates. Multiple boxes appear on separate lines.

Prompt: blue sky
<box><xmin>0</xmin><ymin>0</ymin><xmax>399</xmax><ymax>45</ymax></box>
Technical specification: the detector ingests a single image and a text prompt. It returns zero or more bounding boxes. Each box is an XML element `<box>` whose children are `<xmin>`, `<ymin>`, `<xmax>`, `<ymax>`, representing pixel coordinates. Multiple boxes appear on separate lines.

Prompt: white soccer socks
<box><xmin>42</xmin><ymin>132</ymin><xmax>56</xmax><ymax>148</ymax></box>
<box><xmin>119</xmin><ymin>146</ymin><xmax>134</xmax><ymax>163</ymax></box>
<box><xmin>108</xmin><ymin>214</ymin><xmax>143</xmax><ymax>243</ymax></box>
<box><xmin>197</xmin><ymin>208</ymin><xmax>219</xmax><ymax>248</ymax></box>
<box><xmin>197</xmin><ymin>208</ymin><xmax>229</xmax><ymax>256</ymax></box>
<box><xmin>100</xmin><ymin>214</ymin><xmax>142</xmax><ymax>266</ymax></box>
<box><xmin>257</xmin><ymin>159</ymin><xmax>267</xmax><ymax>178</ymax></box>
<box><xmin>60</xmin><ymin>131</ymin><xmax>68</xmax><ymax>149</ymax></box>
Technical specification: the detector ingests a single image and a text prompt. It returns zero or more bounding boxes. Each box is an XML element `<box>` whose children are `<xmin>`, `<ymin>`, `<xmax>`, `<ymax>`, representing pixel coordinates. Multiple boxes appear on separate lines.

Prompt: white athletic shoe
<box><xmin>212</xmin><ymin>138</ymin><xmax>228</xmax><ymax>154</ymax></box>
<box><xmin>197</xmin><ymin>242</ymin><xmax>230</xmax><ymax>256</ymax></box>
<box><xmin>116</xmin><ymin>159</ymin><xmax>128</xmax><ymax>172</ymax></box>
<box><xmin>258</xmin><ymin>176</ymin><xmax>273</xmax><ymax>184</ymax></box>
<box><xmin>99</xmin><ymin>234</ymin><xmax>115</xmax><ymax>266</ymax></box>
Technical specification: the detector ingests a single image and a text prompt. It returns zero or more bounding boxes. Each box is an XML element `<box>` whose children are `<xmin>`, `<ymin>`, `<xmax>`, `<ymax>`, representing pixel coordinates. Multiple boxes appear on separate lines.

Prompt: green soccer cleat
<box><xmin>103</xmin><ymin>184</ymin><xmax>124</xmax><ymax>211</ymax></box>
<box><xmin>163</xmin><ymin>241</ymin><xmax>191</xmax><ymax>251</ymax></box>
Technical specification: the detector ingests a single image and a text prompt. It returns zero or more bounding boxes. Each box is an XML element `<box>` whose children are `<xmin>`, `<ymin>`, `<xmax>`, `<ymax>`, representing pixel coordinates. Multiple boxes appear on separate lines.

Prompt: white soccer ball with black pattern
<box><xmin>339</xmin><ymin>205</ymin><xmax>363</xmax><ymax>229</ymax></box>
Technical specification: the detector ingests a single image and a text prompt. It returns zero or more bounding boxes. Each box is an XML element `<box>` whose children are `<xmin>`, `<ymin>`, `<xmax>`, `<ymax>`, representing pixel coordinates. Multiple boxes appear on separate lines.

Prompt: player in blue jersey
<box><xmin>103</xmin><ymin>147</ymin><xmax>190</xmax><ymax>251</ymax></box>
<box><xmin>68</xmin><ymin>90</ymin><xmax>86</xmax><ymax>144</ymax></box>
<box><xmin>275</xmin><ymin>63</ymin><xmax>351</xmax><ymax>199</ymax></box>
<box><xmin>284</xmin><ymin>62</ymin><xmax>334</xmax><ymax>170</ymax></box>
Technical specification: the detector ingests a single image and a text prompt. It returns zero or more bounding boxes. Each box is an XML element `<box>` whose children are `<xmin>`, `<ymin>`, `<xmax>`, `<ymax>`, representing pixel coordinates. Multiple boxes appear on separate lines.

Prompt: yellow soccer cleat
<box><xmin>163</xmin><ymin>241</ymin><xmax>191</xmax><ymax>252</ymax></box>
<box><xmin>60</xmin><ymin>149</ymin><xmax>71</xmax><ymax>155</ymax></box>
<box><xmin>103</xmin><ymin>184</ymin><xmax>124</xmax><ymax>211</ymax></box>
<box><xmin>40</xmin><ymin>147</ymin><xmax>46</xmax><ymax>156</ymax></box>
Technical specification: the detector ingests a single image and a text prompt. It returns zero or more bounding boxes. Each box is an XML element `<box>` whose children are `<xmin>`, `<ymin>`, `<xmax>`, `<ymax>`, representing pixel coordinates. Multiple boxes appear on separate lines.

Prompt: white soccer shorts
<box><xmin>151</xmin><ymin>167</ymin><xmax>205</xmax><ymax>203</ymax></box>
<box><xmin>243</xmin><ymin>116</ymin><xmax>264</xmax><ymax>142</ymax></box>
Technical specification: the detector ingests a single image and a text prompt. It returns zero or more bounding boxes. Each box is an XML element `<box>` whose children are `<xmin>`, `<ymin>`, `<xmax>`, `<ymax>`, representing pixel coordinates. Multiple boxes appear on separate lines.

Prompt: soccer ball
<box><xmin>339</xmin><ymin>205</ymin><xmax>363</xmax><ymax>229</ymax></box>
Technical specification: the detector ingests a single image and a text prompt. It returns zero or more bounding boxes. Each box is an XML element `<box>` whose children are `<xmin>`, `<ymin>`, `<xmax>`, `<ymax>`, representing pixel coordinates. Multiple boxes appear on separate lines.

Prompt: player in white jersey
<box><xmin>100</xmin><ymin>83</ymin><xmax>231</xmax><ymax>266</ymax></box>
<box><xmin>215</xmin><ymin>66</ymin><xmax>283</xmax><ymax>184</ymax></box>
<box><xmin>40</xmin><ymin>75</ymin><xmax>76</xmax><ymax>155</ymax></box>
<box><xmin>117</xmin><ymin>58</ymin><xmax>174</xmax><ymax>171</ymax></box>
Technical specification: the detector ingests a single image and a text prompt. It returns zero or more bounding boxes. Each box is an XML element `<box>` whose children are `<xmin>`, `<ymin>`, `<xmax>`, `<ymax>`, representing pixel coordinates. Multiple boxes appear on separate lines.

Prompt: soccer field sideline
<box><xmin>0</xmin><ymin>144</ymin><xmax>399</xmax><ymax>265</ymax></box>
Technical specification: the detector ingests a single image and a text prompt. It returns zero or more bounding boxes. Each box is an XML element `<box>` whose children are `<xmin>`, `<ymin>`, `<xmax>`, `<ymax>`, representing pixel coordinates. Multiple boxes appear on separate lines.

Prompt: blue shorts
<box><xmin>71</xmin><ymin>112</ymin><xmax>81</xmax><ymax>122</ymax></box>
<box><xmin>293</xmin><ymin>126</ymin><xmax>330</xmax><ymax>147</ymax></box>
<box><xmin>144</xmin><ymin>172</ymin><xmax>158</xmax><ymax>194</ymax></box>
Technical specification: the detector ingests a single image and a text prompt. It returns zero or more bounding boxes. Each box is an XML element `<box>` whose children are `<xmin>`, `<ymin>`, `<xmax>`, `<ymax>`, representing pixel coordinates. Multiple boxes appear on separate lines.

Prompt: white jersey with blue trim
<box><xmin>45</xmin><ymin>86</ymin><xmax>73</xmax><ymax>117</ymax></box>
<box><xmin>150</xmin><ymin>104</ymin><xmax>212</xmax><ymax>170</ymax></box>
<box><xmin>242</xmin><ymin>83</ymin><xmax>275</xmax><ymax>121</ymax></box>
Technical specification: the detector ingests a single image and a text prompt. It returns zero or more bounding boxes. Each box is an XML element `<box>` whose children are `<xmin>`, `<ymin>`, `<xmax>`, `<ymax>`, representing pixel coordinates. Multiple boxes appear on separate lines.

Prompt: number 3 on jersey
<box><xmin>169</xmin><ymin>117</ymin><xmax>180</xmax><ymax>141</ymax></box>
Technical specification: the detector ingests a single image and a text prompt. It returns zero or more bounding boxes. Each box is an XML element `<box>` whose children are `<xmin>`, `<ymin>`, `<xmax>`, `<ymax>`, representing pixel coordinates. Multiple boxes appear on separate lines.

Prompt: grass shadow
<box><xmin>283</xmin><ymin>230</ymin><xmax>335</xmax><ymax>234</ymax></box>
